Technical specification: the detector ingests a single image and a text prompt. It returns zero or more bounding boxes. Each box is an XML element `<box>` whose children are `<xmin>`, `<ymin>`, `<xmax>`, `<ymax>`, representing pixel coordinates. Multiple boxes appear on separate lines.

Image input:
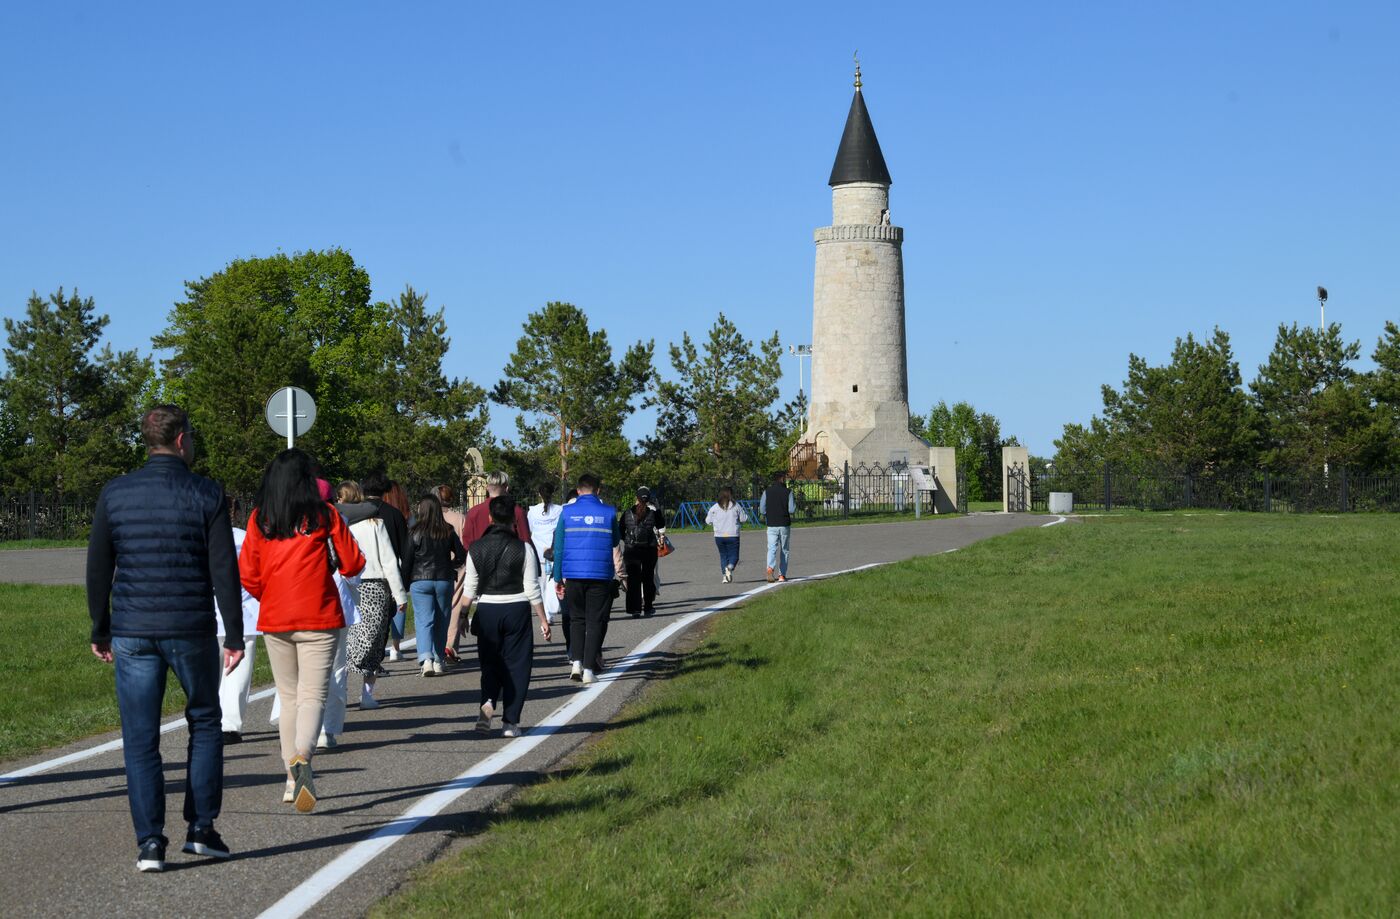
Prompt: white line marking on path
<box><xmin>257</xmin><ymin>562</ymin><xmax>886</xmax><ymax>919</ymax></box>
<box><xmin>0</xmin><ymin>638</ymin><xmax>418</xmax><ymax>784</ymax></box>
<box><xmin>1042</xmin><ymin>515</ymin><xmax>1068</xmax><ymax>527</ymax></box>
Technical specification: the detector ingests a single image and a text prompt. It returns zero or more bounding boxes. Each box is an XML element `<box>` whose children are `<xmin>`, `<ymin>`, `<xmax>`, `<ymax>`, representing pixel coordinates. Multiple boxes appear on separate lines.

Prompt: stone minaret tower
<box><xmin>804</xmin><ymin>63</ymin><xmax>931</xmax><ymax>472</ymax></box>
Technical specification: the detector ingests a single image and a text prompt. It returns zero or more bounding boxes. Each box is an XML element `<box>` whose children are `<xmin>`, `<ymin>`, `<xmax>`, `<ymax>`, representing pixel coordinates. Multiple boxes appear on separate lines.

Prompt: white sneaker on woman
<box><xmin>432</xmin><ymin>660</ymin><xmax>445</xmax><ymax>675</ymax></box>
<box><xmin>581</xmin><ymin>669</ymin><xmax>597</xmax><ymax>685</ymax></box>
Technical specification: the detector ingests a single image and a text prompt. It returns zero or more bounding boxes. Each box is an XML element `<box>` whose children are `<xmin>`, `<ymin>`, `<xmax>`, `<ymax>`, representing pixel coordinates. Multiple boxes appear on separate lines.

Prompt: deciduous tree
<box><xmin>154</xmin><ymin>249</ymin><xmax>393</xmax><ymax>491</ymax></box>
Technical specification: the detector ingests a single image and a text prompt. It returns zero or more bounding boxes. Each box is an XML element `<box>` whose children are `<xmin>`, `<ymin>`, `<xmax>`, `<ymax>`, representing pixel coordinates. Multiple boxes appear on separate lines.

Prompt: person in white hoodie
<box><xmin>336</xmin><ymin>481</ymin><xmax>408</xmax><ymax>709</ymax></box>
<box><xmin>526</xmin><ymin>482</ymin><xmax>563</xmax><ymax>625</ymax></box>
<box><xmin>705</xmin><ymin>486</ymin><xmax>748</xmax><ymax>583</ymax></box>
<box><xmin>216</xmin><ymin>498</ymin><xmax>261</xmax><ymax>743</ymax></box>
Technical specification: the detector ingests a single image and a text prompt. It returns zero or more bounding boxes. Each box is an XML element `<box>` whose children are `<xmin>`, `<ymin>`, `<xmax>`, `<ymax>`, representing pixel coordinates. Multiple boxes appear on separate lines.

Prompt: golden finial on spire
<box><xmin>853</xmin><ymin>51</ymin><xmax>862</xmax><ymax>90</ymax></box>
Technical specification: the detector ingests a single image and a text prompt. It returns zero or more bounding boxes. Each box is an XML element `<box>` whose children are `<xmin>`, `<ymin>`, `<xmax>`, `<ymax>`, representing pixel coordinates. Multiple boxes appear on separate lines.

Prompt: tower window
<box><xmin>852</xmin><ymin>384</ymin><xmax>859</xmax><ymax>393</ymax></box>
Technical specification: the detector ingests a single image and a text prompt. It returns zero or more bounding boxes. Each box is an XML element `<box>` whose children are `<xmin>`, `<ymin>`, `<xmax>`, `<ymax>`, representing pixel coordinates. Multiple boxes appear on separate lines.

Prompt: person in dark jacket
<box><xmin>760</xmin><ymin>470</ymin><xmax>796</xmax><ymax>582</ymax></box>
<box><xmin>462</xmin><ymin>496</ymin><xmax>551</xmax><ymax>736</ymax></box>
<box><xmin>361</xmin><ymin>472</ymin><xmax>411</xmax><ymax>661</ymax></box>
<box><xmin>407</xmin><ymin>494</ymin><xmax>466</xmax><ymax>676</ymax></box>
<box><xmin>86</xmin><ymin>405</ymin><xmax>244</xmax><ymax>873</ymax></box>
<box><xmin>620</xmin><ymin>486</ymin><xmax>665</xmax><ymax>617</ymax></box>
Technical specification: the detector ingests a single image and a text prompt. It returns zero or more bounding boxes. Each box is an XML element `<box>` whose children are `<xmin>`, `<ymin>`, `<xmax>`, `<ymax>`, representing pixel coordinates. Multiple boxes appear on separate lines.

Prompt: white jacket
<box><xmin>349</xmin><ymin>517</ymin><xmax>409</xmax><ymax>606</ymax></box>
<box><xmin>215</xmin><ymin>527</ymin><xmax>261</xmax><ymax>638</ymax></box>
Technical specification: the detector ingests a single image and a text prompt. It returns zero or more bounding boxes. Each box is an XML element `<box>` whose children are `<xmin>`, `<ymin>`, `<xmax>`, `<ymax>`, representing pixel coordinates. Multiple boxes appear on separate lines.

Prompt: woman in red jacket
<box><xmin>240</xmin><ymin>449</ymin><xmax>365</xmax><ymax>813</ymax></box>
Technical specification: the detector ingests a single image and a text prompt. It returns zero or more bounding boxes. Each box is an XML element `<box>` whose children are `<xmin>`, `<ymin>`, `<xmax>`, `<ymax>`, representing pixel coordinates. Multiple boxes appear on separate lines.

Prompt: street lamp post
<box><xmin>1318</xmin><ymin>285</ymin><xmax>1328</xmax><ymax>330</ymax></box>
<box><xmin>788</xmin><ymin>344</ymin><xmax>812</xmax><ymax>428</ymax></box>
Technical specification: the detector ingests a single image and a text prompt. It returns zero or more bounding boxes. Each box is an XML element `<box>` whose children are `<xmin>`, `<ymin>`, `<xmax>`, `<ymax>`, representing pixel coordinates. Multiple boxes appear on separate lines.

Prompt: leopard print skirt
<box><xmin>347</xmin><ymin>579</ymin><xmax>392</xmax><ymax>674</ymax></box>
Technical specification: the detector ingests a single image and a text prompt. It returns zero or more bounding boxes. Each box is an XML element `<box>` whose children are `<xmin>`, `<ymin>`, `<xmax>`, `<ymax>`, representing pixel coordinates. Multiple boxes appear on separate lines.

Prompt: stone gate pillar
<box><xmin>928</xmin><ymin>446</ymin><xmax>958</xmax><ymax>514</ymax></box>
<box><xmin>1002</xmin><ymin>446</ymin><xmax>1030</xmax><ymax>513</ymax></box>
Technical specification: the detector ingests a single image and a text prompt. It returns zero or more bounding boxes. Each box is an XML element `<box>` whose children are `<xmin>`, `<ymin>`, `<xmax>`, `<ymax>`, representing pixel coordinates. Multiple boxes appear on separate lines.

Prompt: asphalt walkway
<box><xmin>0</xmin><ymin>514</ymin><xmax>1057</xmax><ymax>918</ymax></box>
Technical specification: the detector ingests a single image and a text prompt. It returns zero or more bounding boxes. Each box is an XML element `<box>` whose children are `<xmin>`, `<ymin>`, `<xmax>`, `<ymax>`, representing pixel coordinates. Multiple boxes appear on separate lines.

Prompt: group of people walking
<box><xmin>85</xmin><ymin>405</ymin><xmax>800</xmax><ymax>873</ymax></box>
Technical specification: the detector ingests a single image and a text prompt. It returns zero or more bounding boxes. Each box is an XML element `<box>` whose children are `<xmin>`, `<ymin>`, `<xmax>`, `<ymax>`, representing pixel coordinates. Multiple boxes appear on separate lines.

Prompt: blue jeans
<box><xmin>765</xmin><ymin>526</ymin><xmax>791</xmax><ymax>576</ymax></box>
<box><xmin>112</xmin><ymin>634</ymin><xmax>223</xmax><ymax>846</ymax></box>
<box><xmin>715</xmin><ymin>536</ymin><xmax>740</xmax><ymax>573</ymax></box>
<box><xmin>390</xmin><ymin>608</ymin><xmax>406</xmax><ymax>642</ymax></box>
<box><xmin>410</xmin><ymin>580</ymin><xmax>453</xmax><ymax>663</ymax></box>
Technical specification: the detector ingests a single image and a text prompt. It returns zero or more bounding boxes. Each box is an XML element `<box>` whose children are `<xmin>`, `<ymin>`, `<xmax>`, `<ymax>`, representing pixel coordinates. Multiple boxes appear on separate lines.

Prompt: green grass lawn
<box><xmin>0</xmin><ymin>584</ymin><xmax>274</xmax><ymax>762</ymax></box>
<box><xmin>380</xmin><ymin>514</ymin><xmax>1400</xmax><ymax>916</ymax></box>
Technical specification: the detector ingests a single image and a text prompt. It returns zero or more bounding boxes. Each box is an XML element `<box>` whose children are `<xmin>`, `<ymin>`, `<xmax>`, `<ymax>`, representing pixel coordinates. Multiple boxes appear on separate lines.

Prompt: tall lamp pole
<box><xmin>1317</xmin><ymin>285</ymin><xmax>1330</xmax><ymax>479</ymax></box>
<box><xmin>788</xmin><ymin>344</ymin><xmax>812</xmax><ymax>428</ymax></box>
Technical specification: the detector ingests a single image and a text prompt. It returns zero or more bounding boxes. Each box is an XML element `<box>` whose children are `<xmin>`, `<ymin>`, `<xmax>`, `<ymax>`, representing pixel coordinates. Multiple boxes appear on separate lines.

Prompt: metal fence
<box><xmin>1031</xmin><ymin>467</ymin><xmax>1400</xmax><ymax>514</ymax></box>
<box><xmin>0</xmin><ymin>490</ymin><xmax>265</xmax><ymax>542</ymax></box>
<box><xmin>653</xmin><ymin>462</ymin><xmax>939</xmax><ymax>529</ymax></box>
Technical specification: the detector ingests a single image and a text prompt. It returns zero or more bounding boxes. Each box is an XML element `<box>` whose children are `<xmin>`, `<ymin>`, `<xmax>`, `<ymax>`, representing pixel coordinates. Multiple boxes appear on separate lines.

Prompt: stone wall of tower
<box><xmin>831</xmin><ymin>182</ymin><xmax>889</xmax><ymax>224</ymax></box>
<box><xmin>809</xmin><ymin>223</ymin><xmax>909</xmax><ymax>430</ymax></box>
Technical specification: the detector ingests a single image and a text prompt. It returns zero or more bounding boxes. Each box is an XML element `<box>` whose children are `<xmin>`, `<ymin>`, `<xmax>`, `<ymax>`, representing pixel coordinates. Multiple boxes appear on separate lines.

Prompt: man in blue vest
<box><xmin>551</xmin><ymin>472</ymin><xmax>625</xmax><ymax>684</ymax></box>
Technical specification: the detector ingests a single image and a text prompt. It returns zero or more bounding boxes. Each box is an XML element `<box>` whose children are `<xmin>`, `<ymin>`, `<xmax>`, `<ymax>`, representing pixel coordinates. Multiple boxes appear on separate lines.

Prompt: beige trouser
<box><xmin>263</xmin><ymin>629</ymin><xmax>340</xmax><ymax>767</ymax></box>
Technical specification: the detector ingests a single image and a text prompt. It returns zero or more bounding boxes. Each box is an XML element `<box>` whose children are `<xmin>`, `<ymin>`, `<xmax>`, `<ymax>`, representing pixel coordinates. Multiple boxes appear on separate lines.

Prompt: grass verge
<box><xmin>379</xmin><ymin>514</ymin><xmax>1400</xmax><ymax>916</ymax></box>
<box><xmin>0</xmin><ymin>539</ymin><xmax>87</xmax><ymax>550</ymax></box>
<box><xmin>0</xmin><ymin>584</ymin><xmax>274</xmax><ymax>762</ymax></box>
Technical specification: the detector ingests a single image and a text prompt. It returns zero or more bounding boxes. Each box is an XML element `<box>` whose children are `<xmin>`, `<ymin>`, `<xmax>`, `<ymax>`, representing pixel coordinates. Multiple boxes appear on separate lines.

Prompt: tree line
<box><xmin>0</xmin><ymin>248</ymin><xmax>828</xmax><ymax>500</ymax></box>
<box><xmin>1053</xmin><ymin>321</ymin><xmax>1400</xmax><ymax>477</ymax></box>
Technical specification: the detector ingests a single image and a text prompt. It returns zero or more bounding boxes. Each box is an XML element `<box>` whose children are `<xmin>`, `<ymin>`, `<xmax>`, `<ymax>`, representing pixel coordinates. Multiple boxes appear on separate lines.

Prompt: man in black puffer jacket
<box><xmin>86</xmin><ymin>405</ymin><xmax>244</xmax><ymax>873</ymax></box>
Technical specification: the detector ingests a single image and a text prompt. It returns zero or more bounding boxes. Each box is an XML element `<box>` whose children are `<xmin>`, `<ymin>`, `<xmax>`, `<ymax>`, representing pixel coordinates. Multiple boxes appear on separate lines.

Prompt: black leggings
<box><xmin>474</xmin><ymin>600</ymin><xmax>534</xmax><ymax>725</ymax></box>
<box><xmin>624</xmin><ymin>546</ymin><xmax>658</xmax><ymax>614</ymax></box>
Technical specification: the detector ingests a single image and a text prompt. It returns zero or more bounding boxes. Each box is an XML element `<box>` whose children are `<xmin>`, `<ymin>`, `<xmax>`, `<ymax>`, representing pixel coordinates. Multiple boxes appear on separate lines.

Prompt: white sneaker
<box><xmin>475</xmin><ymin>701</ymin><xmax>493</xmax><ymax>732</ymax></box>
<box><xmin>421</xmin><ymin>660</ymin><xmax>434</xmax><ymax>678</ymax></box>
<box><xmin>360</xmin><ymin>694</ymin><xmax>379</xmax><ymax>710</ymax></box>
<box><xmin>432</xmin><ymin>660</ymin><xmax>445</xmax><ymax>675</ymax></box>
<box><xmin>502</xmin><ymin>723</ymin><xmax>521</xmax><ymax>738</ymax></box>
<box><xmin>570</xmin><ymin>661</ymin><xmax>583</xmax><ymax>682</ymax></box>
<box><xmin>387</xmin><ymin>648</ymin><xmax>401</xmax><ymax>662</ymax></box>
<box><xmin>581</xmin><ymin>669</ymin><xmax>597</xmax><ymax>685</ymax></box>
<box><xmin>723</xmin><ymin>566</ymin><xmax>732</xmax><ymax>583</ymax></box>
<box><xmin>315</xmin><ymin>732</ymin><xmax>337</xmax><ymax>751</ymax></box>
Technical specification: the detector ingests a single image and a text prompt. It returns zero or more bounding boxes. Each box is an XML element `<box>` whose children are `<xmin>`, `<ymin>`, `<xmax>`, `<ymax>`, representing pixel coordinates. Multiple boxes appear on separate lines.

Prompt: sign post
<box><xmin>265</xmin><ymin>386</ymin><xmax>317</xmax><ymax>448</ymax></box>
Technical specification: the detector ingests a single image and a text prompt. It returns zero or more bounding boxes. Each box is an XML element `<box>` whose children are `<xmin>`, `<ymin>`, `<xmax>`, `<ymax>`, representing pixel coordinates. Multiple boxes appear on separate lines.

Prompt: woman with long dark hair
<box><xmin>462</xmin><ymin>496</ymin><xmax>550</xmax><ymax>736</ymax></box>
<box><xmin>240</xmin><ymin>449</ymin><xmax>365</xmax><ymax>813</ymax></box>
<box><xmin>620</xmin><ymin>486</ymin><xmax>665</xmax><ymax>617</ymax></box>
<box><xmin>407</xmin><ymin>494</ymin><xmax>466</xmax><ymax>676</ymax></box>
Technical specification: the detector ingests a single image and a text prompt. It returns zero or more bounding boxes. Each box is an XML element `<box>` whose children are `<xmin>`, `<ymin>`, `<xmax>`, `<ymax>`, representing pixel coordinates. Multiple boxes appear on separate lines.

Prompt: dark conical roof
<box><xmin>828</xmin><ymin>89</ymin><xmax>892</xmax><ymax>186</ymax></box>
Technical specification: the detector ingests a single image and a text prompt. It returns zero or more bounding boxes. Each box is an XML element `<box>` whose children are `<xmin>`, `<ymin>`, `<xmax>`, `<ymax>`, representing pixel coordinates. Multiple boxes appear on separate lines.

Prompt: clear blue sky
<box><xmin>3</xmin><ymin>1</ymin><xmax>1397</xmax><ymax>457</ymax></box>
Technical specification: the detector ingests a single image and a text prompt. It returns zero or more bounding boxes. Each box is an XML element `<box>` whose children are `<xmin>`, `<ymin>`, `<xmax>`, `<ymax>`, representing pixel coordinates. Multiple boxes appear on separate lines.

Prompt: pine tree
<box><xmin>647</xmin><ymin>314</ymin><xmax>783</xmax><ymax>482</ymax></box>
<box><xmin>1250</xmin><ymin>323</ymin><xmax>1380</xmax><ymax>472</ymax></box>
<box><xmin>351</xmin><ymin>286</ymin><xmax>491</xmax><ymax>488</ymax></box>
<box><xmin>1</xmin><ymin>288</ymin><xmax>151</xmax><ymax>495</ymax></box>
<box><xmin>492</xmin><ymin>302</ymin><xmax>653</xmax><ymax>484</ymax></box>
